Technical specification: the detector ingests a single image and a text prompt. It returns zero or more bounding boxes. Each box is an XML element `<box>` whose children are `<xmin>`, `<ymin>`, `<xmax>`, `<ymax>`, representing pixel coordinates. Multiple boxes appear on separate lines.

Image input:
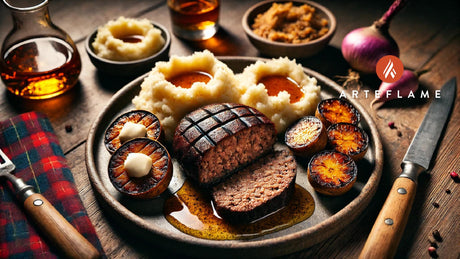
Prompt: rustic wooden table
<box><xmin>1</xmin><ymin>0</ymin><xmax>459</xmax><ymax>258</ymax></box>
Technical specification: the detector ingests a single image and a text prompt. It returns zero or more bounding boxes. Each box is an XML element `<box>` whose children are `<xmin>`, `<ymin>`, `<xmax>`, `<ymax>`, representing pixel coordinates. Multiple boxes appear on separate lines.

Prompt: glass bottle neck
<box><xmin>10</xmin><ymin>6</ymin><xmax>52</xmax><ymax>30</ymax></box>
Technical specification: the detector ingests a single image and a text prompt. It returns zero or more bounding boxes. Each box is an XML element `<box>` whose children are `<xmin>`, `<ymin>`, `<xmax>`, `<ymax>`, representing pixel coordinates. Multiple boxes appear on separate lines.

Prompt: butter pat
<box><xmin>119</xmin><ymin>122</ymin><xmax>147</xmax><ymax>143</ymax></box>
<box><xmin>124</xmin><ymin>153</ymin><xmax>152</xmax><ymax>178</ymax></box>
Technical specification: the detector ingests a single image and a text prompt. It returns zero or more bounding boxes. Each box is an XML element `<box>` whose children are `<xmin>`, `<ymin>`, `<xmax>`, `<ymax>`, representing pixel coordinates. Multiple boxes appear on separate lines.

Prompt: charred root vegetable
<box><xmin>308</xmin><ymin>150</ymin><xmax>357</xmax><ymax>196</ymax></box>
<box><xmin>108</xmin><ymin>138</ymin><xmax>172</xmax><ymax>199</ymax></box>
<box><xmin>104</xmin><ymin>110</ymin><xmax>163</xmax><ymax>153</ymax></box>
<box><xmin>315</xmin><ymin>98</ymin><xmax>361</xmax><ymax>128</ymax></box>
<box><xmin>327</xmin><ymin>123</ymin><xmax>369</xmax><ymax>161</ymax></box>
<box><xmin>285</xmin><ymin>116</ymin><xmax>327</xmax><ymax>157</ymax></box>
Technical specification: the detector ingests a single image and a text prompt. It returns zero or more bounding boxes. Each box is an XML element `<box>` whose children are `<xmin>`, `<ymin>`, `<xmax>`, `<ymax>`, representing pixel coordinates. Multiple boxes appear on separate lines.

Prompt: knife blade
<box><xmin>359</xmin><ymin>77</ymin><xmax>457</xmax><ymax>259</ymax></box>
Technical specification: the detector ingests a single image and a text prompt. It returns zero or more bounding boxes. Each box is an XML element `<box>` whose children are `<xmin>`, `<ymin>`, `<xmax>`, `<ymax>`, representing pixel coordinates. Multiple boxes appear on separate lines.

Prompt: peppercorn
<box><xmin>450</xmin><ymin>171</ymin><xmax>459</xmax><ymax>180</ymax></box>
<box><xmin>428</xmin><ymin>246</ymin><xmax>438</xmax><ymax>258</ymax></box>
<box><xmin>432</xmin><ymin>230</ymin><xmax>442</xmax><ymax>242</ymax></box>
<box><xmin>432</xmin><ymin>202</ymin><xmax>439</xmax><ymax>208</ymax></box>
<box><xmin>428</xmin><ymin>239</ymin><xmax>438</xmax><ymax>248</ymax></box>
<box><xmin>65</xmin><ymin>124</ymin><xmax>73</xmax><ymax>133</ymax></box>
<box><xmin>445</xmin><ymin>189</ymin><xmax>451</xmax><ymax>194</ymax></box>
<box><xmin>388</xmin><ymin>121</ymin><xmax>395</xmax><ymax>129</ymax></box>
<box><xmin>397</xmin><ymin>130</ymin><xmax>402</xmax><ymax>137</ymax></box>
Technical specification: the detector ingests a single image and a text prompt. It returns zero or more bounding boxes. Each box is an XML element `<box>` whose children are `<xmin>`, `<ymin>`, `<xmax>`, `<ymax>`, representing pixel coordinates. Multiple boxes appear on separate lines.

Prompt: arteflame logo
<box><xmin>376</xmin><ymin>55</ymin><xmax>404</xmax><ymax>83</ymax></box>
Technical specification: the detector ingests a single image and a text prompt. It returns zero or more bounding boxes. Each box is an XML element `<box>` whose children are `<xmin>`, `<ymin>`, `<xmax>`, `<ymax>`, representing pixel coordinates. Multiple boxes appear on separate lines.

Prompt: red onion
<box><xmin>370</xmin><ymin>69</ymin><xmax>427</xmax><ymax>109</ymax></box>
<box><xmin>341</xmin><ymin>0</ymin><xmax>408</xmax><ymax>74</ymax></box>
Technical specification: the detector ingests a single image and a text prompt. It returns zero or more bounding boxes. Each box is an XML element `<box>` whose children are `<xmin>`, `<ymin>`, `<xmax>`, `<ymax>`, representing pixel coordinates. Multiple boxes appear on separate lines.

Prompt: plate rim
<box><xmin>85</xmin><ymin>56</ymin><xmax>383</xmax><ymax>256</ymax></box>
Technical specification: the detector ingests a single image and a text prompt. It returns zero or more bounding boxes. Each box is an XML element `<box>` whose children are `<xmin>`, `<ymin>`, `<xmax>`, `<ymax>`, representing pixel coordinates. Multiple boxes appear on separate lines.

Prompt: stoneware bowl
<box><xmin>242</xmin><ymin>0</ymin><xmax>336</xmax><ymax>58</ymax></box>
<box><xmin>85</xmin><ymin>21</ymin><xmax>171</xmax><ymax>77</ymax></box>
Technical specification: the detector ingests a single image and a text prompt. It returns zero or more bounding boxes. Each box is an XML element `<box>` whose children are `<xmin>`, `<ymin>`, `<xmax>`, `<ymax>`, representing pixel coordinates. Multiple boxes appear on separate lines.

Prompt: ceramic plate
<box><xmin>86</xmin><ymin>57</ymin><xmax>383</xmax><ymax>258</ymax></box>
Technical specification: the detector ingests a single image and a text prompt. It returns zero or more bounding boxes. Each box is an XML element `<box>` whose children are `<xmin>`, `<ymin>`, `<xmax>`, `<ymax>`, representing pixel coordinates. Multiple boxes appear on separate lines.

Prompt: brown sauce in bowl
<box><xmin>164</xmin><ymin>181</ymin><xmax>315</xmax><ymax>240</ymax></box>
<box><xmin>168</xmin><ymin>71</ymin><xmax>212</xmax><ymax>88</ymax></box>
<box><xmin>259</xmin><ymin>75</ymin><xmax>304</xmax><ymax>103</ymax></box>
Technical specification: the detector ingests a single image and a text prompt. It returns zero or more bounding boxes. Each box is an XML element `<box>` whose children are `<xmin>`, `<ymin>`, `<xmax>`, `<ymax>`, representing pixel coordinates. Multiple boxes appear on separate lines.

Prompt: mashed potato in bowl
<box><xmin>92</xmin><ymin>16</ymin><xmax>165</xmax><ymax>61</ymax></box>
<box><xmin>236</xmin><ymin>58</ymin><xmax>321</xmax><ymax>133</ymax></box>
<box><xmin>132</xmin><ymin>50</ymin><xmax>239</xmax><ymax>141</ymax></box>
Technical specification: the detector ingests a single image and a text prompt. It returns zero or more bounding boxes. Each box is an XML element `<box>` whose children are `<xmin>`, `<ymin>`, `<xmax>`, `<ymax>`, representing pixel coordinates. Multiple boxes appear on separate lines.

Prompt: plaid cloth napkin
<box><xmin>0</xmin><ymin>112</ymin><xmax>104</xmax><ymax>258</ymax></box>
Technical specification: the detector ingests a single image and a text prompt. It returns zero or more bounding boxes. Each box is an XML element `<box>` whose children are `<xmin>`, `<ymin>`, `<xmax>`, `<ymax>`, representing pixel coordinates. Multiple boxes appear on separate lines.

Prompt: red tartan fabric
<box><xmin>0</xmin><ymin>112</ymin><xmax>104</xmax><ymax>258</ymax></box>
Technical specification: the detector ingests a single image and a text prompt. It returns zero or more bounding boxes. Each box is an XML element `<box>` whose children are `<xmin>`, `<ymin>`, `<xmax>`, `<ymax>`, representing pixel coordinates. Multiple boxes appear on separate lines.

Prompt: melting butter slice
<box><xmin>119</xmin><ymin>122</ymin><xmax>147</xmax><ymax>143</ymax></box>
<box><xmin>124</xmin><ymin>153</ymin><xmax>152</xmax><ymax>178</ymax></box>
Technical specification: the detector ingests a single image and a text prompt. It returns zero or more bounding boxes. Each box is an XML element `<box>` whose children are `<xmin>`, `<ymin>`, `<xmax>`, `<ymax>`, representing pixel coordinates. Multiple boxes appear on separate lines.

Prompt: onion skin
<box><xmin>341</xmin><ymin>0</ymin><xmax>408</xmax><ymax>74</ymax></box>
<box><xmin>341</xmin><ymin>25</ymin><xmax>399</xmax><ymax>74</ymax></box>
<box><xmin>371</xmin><ymin>70</ymin><xmax>419</xmax><ymax>107</ymax></box>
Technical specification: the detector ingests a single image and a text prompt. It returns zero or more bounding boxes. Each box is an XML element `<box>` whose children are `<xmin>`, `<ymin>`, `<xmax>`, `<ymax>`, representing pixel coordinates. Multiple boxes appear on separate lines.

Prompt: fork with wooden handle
<box><xmin>0</xmin><ymin>149</ymin><xmax>100</xmax><ymax>259</ymax></box>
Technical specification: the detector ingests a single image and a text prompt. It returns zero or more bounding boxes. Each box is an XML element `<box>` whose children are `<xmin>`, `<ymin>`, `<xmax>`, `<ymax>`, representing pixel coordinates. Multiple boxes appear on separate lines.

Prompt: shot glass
<box><xmin>167</xmin><ymin>0</ymin><xmax>220</xmax><ymax>41</ymax></box>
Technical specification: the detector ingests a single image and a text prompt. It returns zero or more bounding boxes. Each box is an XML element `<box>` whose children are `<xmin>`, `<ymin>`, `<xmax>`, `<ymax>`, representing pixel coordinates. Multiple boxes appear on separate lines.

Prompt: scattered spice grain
<box><xmin>65</xmin><ymin>124</ymin><xmax>73</xmax><ymax>133</ymax></box>
<box><xmin>432</xmin><ymin>230</ymin><xmax>442</xmax><ymax>242</ymax></box>
<box><xmin>388</xmin><ymin>121</ymin><xmax>395</xmax><ymax>129</ymax></box>
<box><xmin>431</xmin><ymin>202</ymin><xmax>439</xmax><ymax>208</ymax></box>
<box><xmin>445</xmin><ymin>189</ymin><xmax>451</xmax><ymax>194</ymax></box>
<box><xmin>450</xmin><ymin>171</ymin><xmax>458</xmax><ymax>180</ymax></box>
<box><xmin>428</xmin><ymin>246</ymin><xmax>438</xmax><ymax>258</ymax></box>
<box><xmin>397</xmin><ymin>130</ymin><xmax>402</xmax><ymax>137</ymax></box>
<box><xmin>428</xmin><ymin>239</ymin><xmax>438</xmax><ymax>248</ymax></box>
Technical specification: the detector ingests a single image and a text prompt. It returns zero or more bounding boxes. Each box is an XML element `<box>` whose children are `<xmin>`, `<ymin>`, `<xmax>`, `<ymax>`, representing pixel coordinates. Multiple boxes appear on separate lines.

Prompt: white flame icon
<box><xmin>383</xmin><ymin>59</ymin><xmax>397</xmax><ymax>79</ymax></box>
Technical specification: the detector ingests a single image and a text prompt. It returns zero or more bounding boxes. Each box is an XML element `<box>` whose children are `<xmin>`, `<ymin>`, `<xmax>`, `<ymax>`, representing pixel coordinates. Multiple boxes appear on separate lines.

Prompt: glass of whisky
<box><xmin>167</xmin><ymin>0</ymin><xmax>220</xmax><ymax>41</ymax></box>
<box><xmin>0</xmin><ymin>0</ymin><xmax>81</xmax><ymax>99</ymax></box>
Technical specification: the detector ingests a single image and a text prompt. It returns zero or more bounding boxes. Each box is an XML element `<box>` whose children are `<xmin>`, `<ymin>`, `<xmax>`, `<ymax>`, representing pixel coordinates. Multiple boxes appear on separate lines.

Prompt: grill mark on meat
<box><xmin>174</xmin><ymin>103</ymin><xmax>277</xmax><ymax>186</ymax></box>
<box><xmin>184</xmin><ymin>116</ymin><xmax>217</xmax><ymax>154</ymax></box>
<box><xmin>180</xmin><ymin>104</ymin><xmax>269</xmax><ymax>156</ymax></box>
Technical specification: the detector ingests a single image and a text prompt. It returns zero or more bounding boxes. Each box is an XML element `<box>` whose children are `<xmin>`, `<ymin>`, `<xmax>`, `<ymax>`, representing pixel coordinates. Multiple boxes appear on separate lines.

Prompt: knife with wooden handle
<box><xmin>359</xmin><ymin>77</ymin><xmax>456</xmax><ymax>259</ymax></box>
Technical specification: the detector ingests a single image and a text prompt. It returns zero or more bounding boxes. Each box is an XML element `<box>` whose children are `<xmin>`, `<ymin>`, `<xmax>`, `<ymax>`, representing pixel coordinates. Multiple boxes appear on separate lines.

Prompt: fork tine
<box><xmin>0</xmin><ymin>149</ymin><xmax>8</xmax><ymax>164</ymax></box>
<box><xmin>0</xmin><ymin>149</ymin><xmax>16</xmax><ymax>172</ymax></box>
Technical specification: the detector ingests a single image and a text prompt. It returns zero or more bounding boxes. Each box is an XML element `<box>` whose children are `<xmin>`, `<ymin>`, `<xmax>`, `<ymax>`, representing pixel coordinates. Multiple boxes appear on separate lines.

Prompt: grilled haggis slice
<box><xmin>173</xmin><ymin>103</ymin><xmax>277</xmax><ymax>186</ymax></box>
<box><xmin>105</xmin><ymin>110</ymin><xmax>162</xmax><ymax>153</ymax></box>
<box><xmin>211</xmin><ymin>150</ymin><xmax>296</xmax><ymax>223</ymax></box>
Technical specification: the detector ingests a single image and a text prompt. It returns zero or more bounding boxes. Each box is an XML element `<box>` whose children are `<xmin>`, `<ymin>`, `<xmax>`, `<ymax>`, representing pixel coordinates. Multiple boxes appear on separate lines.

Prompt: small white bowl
<box><xmin>85</xmin><ymin>21</ymin><xmax>171</xmax><ymax>77</ymax></box>
<box><xmin>242</xmin><ymin>0</ymin><xmax>336</xmax><ymax>58</ymax></box>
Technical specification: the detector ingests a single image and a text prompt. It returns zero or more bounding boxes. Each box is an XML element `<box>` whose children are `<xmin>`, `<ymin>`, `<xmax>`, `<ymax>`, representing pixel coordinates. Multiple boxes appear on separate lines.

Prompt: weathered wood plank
<box><xmin>0</xmin><ymin>0</ymin><xmax>458</xmax><ymax>258</ymax></box>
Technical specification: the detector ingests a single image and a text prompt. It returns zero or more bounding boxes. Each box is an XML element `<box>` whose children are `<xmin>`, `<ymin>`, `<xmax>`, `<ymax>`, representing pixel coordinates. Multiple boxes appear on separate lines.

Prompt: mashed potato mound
<box><xmin>133</xmin><ymin>51</ymin><xmax>321</xmax><ymax>142</ymax></box>
<box><xmin>237</xmin><ymin>57</ymin><xmax>321</xmax><ymax>133</ymax></box>
<box><xmin>132</xmin><ymin>50</ymin><xmax>239</xmax><ymax>141</ymax></box>
<box><xmin>92</xmin><ymin>17</ymin><xmax>165</xmax><ymax>61</ymax></box>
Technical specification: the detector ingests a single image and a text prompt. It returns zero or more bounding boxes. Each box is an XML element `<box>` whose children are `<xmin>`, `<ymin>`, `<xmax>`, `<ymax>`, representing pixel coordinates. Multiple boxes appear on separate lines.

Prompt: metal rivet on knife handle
<box><xmin>384</xmin><ymin>218</ymin><xmax>394</xmax><ymax>225</ymax></box>
<box><xmin>33</xmin><ymin>199</ymin><xmax>44</xmax><ymax>206</ymax></box>
<box><xmin>397</xmin><ymin>188</ymin><xmax>407</xmax><ymax>194</ymax></box>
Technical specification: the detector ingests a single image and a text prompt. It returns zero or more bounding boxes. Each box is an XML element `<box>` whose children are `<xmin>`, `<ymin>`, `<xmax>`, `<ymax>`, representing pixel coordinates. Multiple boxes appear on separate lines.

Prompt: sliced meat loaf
<box><xmin>173</xmin><ymin>103</ymin><xmax>276</xmax><ymax>186</ymax></box>
<box><xmin>211</xmin><ymin>150</ymin><xmax>296</xmax><ymax>223</ymax></box>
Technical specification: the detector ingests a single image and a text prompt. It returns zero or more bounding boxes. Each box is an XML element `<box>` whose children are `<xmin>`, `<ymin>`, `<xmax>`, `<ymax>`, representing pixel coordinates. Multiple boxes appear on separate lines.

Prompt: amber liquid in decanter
<box><xmin>1</xmin><ymin>36</ymin><xmax>81</xmax><ymax>99</ymax></box>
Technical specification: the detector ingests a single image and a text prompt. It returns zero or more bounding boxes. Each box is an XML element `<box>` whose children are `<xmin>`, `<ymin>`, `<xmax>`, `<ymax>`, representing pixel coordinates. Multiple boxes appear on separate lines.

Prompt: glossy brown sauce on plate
<box><xmin>259</xmin><ymin>75</ymin><xmax>304</xmax><ymax>103</ymax></box>
<box><xmin>164</xmin><ymin>181</ymin><xmax>315</xmax><ymax>240</ymax></box>
<box><xmin>168</xmin><ymin>71</ymin><xmax>212</xmax><ymax>88</ymax></box>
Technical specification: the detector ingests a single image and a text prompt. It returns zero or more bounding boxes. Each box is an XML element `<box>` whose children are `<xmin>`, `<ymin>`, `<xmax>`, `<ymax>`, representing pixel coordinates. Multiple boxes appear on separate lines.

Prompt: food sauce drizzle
<box><xmin>168</xmin><ymin>71</ymin><xmax>213</xmax><ymax>88</ymax></box>
<box><xmin>118</xmin><ymin>34</ymin><xmax>145</xmax><ymax>43</ymax></box>
<box><xmin>164</xmin><ymin>181</ymin><xmax>315</xmax><ymax>240</ymax></box>
<box><xmin>259</xmin><ymin>75</ymin><xmax>304</xmax><ymax>103</ymax></box>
